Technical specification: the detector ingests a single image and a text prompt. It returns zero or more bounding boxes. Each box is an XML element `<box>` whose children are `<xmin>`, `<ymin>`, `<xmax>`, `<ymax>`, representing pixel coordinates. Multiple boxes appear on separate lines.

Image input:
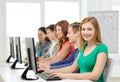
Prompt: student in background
<box><xmin>24</xmin><ymin>27</ymin><xmax>50</xmax><ymax>65</ymax></box>
<box><xmin>40</xmin><ymin>23</ymin><xmax>80</xmax><ymax>70</ymax></box>
<box><xmin>39</xmin><ymin>20</ymin><xmax>75</xmax><ymax>66</ymax></box>
<box><xmin>35</xmin><ymin>27</ymin><xmax>50</xmax><ymax>57</ymax></box>
<box><xmin>43</xmin><ymin>17</ymin><xmax>108</xmax><ymax>82</ymax></box>
<box><xmin>37</xmin><ymin>24</ymin><xmax>60</xmax><ymax>62</ymax></box>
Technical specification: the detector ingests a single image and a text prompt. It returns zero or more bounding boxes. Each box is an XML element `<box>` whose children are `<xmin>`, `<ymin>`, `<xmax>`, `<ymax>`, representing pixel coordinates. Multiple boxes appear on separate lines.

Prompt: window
<box><xmin>6</xmin><ymin>2</ymin><xmax>41</xmax><ymax>59</ymax></box>
<box><xmin>45</xmin><ymin>1</ymin><xmax>79</xmax><ymax>26</ymax></box>
<box><xmin>6</xmin><ymin>2</ymin><xmax>40</xmax><ymax>37</ymax></box>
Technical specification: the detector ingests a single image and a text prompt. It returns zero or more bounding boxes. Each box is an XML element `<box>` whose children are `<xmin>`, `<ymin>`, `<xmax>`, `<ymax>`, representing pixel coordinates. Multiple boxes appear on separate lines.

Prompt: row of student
<box><xmin>37</xmin><ymin>16</ymin><xmax>108</xmax><ymax>82</ymax></box>
<box><xmin>24</xmin><ymin>20</ymin><xmax>75</xmax><ymax>65</ymax></box>
<box><xmin>38</xmin><ymin>22</ymin><xmax>80</xmax><ymax>70</ymax></box>
<box><xmin>36</xmin><ymin>20</ymin><xmax>75</xmax><ymax>65</ymax></box>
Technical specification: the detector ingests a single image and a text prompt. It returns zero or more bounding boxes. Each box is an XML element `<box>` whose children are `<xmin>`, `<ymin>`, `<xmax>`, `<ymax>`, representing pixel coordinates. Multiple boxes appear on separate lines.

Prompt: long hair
<box><xmin>54</xmin><ymin>20</ymin><xmax>69</xmax><ymax>48</ymax></box>
<box><xmin>80</xmin><ymin>16</ymin><xmax>102</xmax><ymax>48</ymax></box>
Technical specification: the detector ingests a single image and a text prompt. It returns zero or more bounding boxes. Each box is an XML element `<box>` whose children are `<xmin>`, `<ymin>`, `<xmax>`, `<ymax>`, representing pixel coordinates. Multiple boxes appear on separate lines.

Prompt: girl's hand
<box><xmin>50</xmin><ymin>73</ymin><xmax>66</xmax><ymax>79</ymax></box>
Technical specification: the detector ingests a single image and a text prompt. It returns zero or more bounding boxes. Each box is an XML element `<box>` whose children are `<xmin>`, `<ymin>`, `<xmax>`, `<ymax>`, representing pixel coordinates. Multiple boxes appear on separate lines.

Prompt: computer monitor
<box><xmin>26</xmin><ymin>38</ymin><xmax>37</xmax><ymax>73</ymax></box>
<box><xmin>10</xmin><ymin>37</ymin><xmax>24</xmax><ymax>69</ymax></box>
<box><xmin>15</xmin><ymin>37</ymin><xmax>22</xmax><ymax>63</ymax></box>
<box><xmin>21</xmin><ymin>38</ymin><xmax>61</xmax><ymax>80</ymax></box>
<box><xmin>21</xmin><ymin>37</ymin><xmax>38</xmax><ymax>80</ymax></box>
<box><xmin>6</xmin><ymin>37</ymin><xmax>15</xmax><ymax>63</ymax></box>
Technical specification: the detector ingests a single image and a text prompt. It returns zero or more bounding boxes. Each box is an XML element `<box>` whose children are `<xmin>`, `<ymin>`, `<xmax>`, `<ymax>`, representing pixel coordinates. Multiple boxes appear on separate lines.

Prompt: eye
<box><xmin>82</xmin><ymin>28</ymin><xmax>85</xmax><ymax>31</ymax></box>
<box><xmin>88</xmin><ymin>28</ymin><xmax>92</xmax><ymax>31</ymax></box>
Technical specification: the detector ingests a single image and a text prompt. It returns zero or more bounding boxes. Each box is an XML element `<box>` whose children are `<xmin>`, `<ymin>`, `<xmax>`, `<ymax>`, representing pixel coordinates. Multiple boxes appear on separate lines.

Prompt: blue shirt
<box><xmin>50</xmin><ymin>48</ymin><xmax>79</xmax><ymax>69</ymax></box>
<box><xmin>35</xmin><ymin>40</ymin><xmax>50</xmax><ymax>57</ymax></box>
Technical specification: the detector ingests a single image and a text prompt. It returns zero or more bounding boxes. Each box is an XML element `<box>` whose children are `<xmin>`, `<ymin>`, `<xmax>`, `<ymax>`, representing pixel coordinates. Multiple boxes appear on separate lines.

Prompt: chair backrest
<box><xmin>103</xmin><ymin>58</ymin><xmax>114</xmax><ymax>82</ymax></box>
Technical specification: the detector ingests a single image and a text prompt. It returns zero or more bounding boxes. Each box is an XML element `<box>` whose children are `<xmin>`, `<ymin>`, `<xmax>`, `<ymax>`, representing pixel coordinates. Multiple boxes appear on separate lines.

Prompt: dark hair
<box><xmin>46</xmin><ymin>24</ymin><xmax>55</xmax><ymax>32</ymax></box>
<box><xmin>55</xmin><ymin>20</ymin><xmax>69</xmax><ymax>47</ymax></box>
<box><xmin>38</xmin><ymin>27</ymin><xmax>50</xmax><ymax>41</ymax></box>
<box><xmin>38</xmin><ymin>27</ymin><xmax>47</xmax><ymax>34</ymax></box>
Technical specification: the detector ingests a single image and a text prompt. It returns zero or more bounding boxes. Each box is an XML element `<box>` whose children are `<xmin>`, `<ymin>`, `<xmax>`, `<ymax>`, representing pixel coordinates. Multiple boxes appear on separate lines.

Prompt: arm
<box><xmin>50</xmin><ymin>62</ymin><xmax>73</xmax><ymax>69</ymax></box>
<box><xmin>50</xmin><ymin>49</ymin><xmax>79</xmax><ymax>69</ymax></box>
<box><xmin>48</xmin><ymin>44</ymin><xmax>70</xmax><ymax>64</ymax></box>
<box><xmin>51</xmin><ymin>51</ymin><xmax>75</xmax><ymax>66</ymax></box>
<box><xmin>46</xmin><ymin>59</ymin><xmax>79</xmax><ymax>73</ymax></box>
<box><xmin>51</xmin><ymin>52</ymin><xmax>107</xmax><ymax>81</ymax></box>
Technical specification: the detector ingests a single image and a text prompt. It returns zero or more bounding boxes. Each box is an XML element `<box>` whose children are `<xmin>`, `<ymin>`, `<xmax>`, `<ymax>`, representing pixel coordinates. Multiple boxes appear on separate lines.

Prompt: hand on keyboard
<box><xmin>38</xmin><ymin>72</ymin><xmax>61</xmax><ymax>81</ymax></box>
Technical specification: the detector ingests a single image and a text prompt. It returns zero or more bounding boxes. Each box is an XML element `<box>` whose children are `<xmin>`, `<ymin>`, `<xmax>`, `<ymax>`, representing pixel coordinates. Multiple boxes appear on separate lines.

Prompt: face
<box><xmin>46</xmin><ymin>29</ymin><xmax>55</xmax><ymax>41</ymax></box>
<box><xmin>37</xmin><ymin>30</ymin><xmax>46</xmax><ymax>41</ymax></box>
<box><xmin>56</xmin><ymin>25</ymin><xmax>63</xmax><ymax>39</ymax></box>
<box><xmin>81</xmin><ymin>22</ymin><xmax>95</xmax><ymax>42</ymax></box>
<box><xmin>67</xmin><ymin>27</ymin><xmax>78</xmax><ymax>43</ymax></box>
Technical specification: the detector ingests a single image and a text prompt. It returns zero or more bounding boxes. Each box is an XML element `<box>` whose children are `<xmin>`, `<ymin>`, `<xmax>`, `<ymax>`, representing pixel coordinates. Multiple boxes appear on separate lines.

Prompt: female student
<box><xmin>43</xmin><ymin>17</ymin><xmax>108</xmax><ymax>82</ymax></box>
<box><xmin>37</xmin><ymin>24</ymin><xmax>60</xmax><ymax>62</ymax></box>
<box><xmin>39</xmin><ymin>20</ymin><xmax>75</xmax><ymax>66</ymax></box>
<box><xmin>24</xmin><ymin>27</ymin><xmax>50</xmax><ymax>64</ymax></box>
<box><xmin>35</xmin><ymin>27</ymin><xmax>50</xmax><ymax>57</ymax></box>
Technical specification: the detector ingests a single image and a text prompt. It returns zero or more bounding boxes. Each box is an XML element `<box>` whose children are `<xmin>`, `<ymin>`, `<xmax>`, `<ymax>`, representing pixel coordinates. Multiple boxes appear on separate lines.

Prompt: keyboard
<box><xmin>38</xmin><ymin>72</ymin><xmax>62</xmax><ymax>81</ymax></box>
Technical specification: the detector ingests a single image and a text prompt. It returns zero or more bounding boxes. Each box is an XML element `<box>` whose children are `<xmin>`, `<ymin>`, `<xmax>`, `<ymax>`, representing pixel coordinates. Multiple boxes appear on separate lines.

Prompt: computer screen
<box><xmin>25</xmin><ymin>38</ymin><xmax>37</xmax><ymax>74</ymax></box>
<box><xmin>6</xmin><ymin>37</ymin><xmax>15</xmax><ymax>63</ymax></box>
<box><xmin>15</xmin><ymin>37</ymin><xmax>22</xmax><ymax>64</ymax></box>
<box><xmin>9</xmin><ymin>37</ymin><xmax>15</xmax><ymax>58</ymax></box>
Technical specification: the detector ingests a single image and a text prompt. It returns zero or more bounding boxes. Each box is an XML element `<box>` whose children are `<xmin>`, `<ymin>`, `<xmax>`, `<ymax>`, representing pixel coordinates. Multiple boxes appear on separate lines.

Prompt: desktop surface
<box><xmin>0</xmin><ymin>62</ymin><xmax>92</xmax><ymax>82</ymax></box>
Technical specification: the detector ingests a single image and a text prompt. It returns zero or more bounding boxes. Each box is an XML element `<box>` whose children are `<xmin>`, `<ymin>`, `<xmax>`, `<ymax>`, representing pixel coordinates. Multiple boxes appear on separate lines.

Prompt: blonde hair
<box><xmin>68</xmin><ymin>23</ymin><xmax>80</xmax><ymax>33</ymax></box>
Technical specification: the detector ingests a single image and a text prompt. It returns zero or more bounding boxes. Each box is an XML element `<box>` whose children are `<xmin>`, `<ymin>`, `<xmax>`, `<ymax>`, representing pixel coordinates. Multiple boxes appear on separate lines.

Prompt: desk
<box><xmin>0</xmin><ymin>63</ymin><xmax>92</xmax><ymax>82</ymax></box>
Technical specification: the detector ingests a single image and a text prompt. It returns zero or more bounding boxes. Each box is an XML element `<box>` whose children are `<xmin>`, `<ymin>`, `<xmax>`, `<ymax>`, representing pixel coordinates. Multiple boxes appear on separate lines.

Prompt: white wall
<box><xmin>88</xmin><ymin>0</ymin><xmax>112</xmax><ymax>11</ymax></box>
<box><xmin>0</xmin><ymin>0</ymin><xmax>7</xmax><ymax>62</ymax></box>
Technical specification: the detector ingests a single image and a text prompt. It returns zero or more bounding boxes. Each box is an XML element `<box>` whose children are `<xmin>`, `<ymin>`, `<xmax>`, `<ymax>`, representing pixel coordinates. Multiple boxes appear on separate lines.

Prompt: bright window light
<box><xmin>45</xmin><ymin>1</ymin><xmax>79</xmax><ymax>26</ymax></box>
<box><xmin>6</xmin><ymin>3</ymin><xmax>40</xmax><ymax>37</ymax></box>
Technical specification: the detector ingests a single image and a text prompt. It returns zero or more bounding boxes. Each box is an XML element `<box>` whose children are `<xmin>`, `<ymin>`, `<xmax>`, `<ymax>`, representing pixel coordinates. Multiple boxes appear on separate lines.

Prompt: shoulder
<box><xmin>62</xmin><ymin>41</ymin><xmax>70</xmax><ymax>46</ymax></box>
<box><xmin>97</xmin><ymin>43</ymin><xmax>108</xmax><ymax>56</ymax></box>
<box><xmin>61</xmin><ymin>41</ymin><xmax>71</xmax><ymax>49</ymax></box>
<box><xmin>97</xmin><ymin>43</ymin><xmax>108</xmax><ymax>50</ymax></box>
<box><xmin>64</xmin><ymin>41</ymin><xmax>74</xmax><ymax>46</ymax></box>
<box><xmin>98</xmin><ymin>43</ymin><xmax>107</xmax><ymax>47</ymax></box>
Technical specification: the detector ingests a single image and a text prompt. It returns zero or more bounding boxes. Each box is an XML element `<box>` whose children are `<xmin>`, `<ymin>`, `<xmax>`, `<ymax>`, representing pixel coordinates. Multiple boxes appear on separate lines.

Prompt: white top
<box><xmin>48</xmin><ymin>40</ymin><xmax>58</xmax><ymax>58</ymax></box>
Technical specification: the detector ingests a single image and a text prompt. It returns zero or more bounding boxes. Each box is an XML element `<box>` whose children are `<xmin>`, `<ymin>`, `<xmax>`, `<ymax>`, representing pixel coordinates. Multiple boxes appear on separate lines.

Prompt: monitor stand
<box><xmin>10</xmin><ymin>59</ymin><xmax>25</xmax><ymax>69</ymax></box>
<box><xmin>21</xmin><ymin>66</ymin><xmax>39</xmax><ymax>80</ymax></box>
<box><xmin>6</xmin><ymin>55</ymin><xmax>15</xmax><ymax>63</ymax></box>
